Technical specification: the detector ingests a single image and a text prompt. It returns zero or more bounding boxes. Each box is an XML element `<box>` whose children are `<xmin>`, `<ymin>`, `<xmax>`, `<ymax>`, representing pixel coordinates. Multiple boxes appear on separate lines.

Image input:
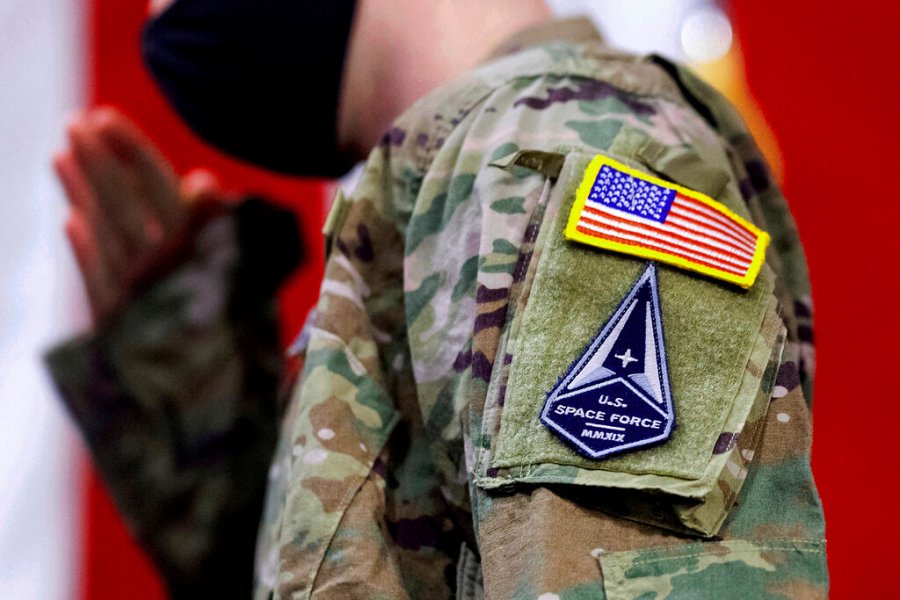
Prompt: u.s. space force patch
<box><xmin>564</xmin><ymin>154</ymin><xmax>770</xmax><ymax>289</ymax></box>
<box><xmin>540</xmin><ymin>263</ymin><xmax>675</xmax><ymax>459</ymax></box>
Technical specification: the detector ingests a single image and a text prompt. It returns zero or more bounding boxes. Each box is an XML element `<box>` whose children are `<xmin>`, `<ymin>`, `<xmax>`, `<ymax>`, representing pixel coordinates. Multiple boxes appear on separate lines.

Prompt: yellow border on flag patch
<box><xmin>564</xmin><ymin>154</ymin><xmax>770</xmax><ymax>289</ymax></box>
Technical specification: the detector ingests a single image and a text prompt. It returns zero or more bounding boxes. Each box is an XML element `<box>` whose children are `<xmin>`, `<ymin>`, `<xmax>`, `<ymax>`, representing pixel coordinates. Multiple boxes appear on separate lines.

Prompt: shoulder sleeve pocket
<box><xmin>474</xmin><ymin>148</ymin><xmax>785</xmax><ymax>537</ymax></box>
<box><xmin>597</xmin><ymin>539</ymin><xmax>827</xmax><ymax>599</ymax></box>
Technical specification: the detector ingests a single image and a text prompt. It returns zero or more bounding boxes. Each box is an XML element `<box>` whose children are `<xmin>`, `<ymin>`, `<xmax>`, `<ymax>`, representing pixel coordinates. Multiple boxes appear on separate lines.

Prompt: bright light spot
<box><xmin>777</xmin><ymin>412</ymin><xmax>791</xmax><ymax>423</ymax></box>
<box><xmin>680</xmin><ymin>8</ymin><xmax>733</xmax><ymax>63</ymax></box>
<box><xmin>726</xmin><ymin>460</ymin><xmax>741</xmax><ymax>477</ymax></box>
<box><xmin>303</xmin><ymin>449</ymin><xmax>329</xmax><ymax>464</ymax></box>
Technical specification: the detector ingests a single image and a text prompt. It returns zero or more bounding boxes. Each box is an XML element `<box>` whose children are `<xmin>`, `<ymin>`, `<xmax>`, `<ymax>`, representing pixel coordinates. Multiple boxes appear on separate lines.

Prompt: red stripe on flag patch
<box><xmin>581</xmin><ymin>206</ymin><xmax>755</xmax><ymax>261</ymax></box>
<box><xmin>575</xmin><ymin>224</ymin><xmax>749</xmax><ymax>276</ymax></box>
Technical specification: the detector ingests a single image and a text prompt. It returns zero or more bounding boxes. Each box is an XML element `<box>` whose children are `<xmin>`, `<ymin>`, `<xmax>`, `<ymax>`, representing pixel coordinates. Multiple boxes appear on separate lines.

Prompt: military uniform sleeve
<box><xmin>395</xmin><ymin>53</ymin><xmax>827</xmax><ymax>598</ymax></box>
<box><xmin>253</xmin><ymin>38</ymin><xmax>828</xmax><ymax>599</ymax></box>
<box><xmin>47</xmin><ymin>198</ymin><xmax>301</xmax><ymax>598</ymax></box>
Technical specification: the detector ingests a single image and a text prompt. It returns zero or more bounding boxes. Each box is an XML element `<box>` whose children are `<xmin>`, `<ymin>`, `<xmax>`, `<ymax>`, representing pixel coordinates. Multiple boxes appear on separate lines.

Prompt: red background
<box><xmin>82</xmin><ymin>1</ymin><xmax>900</xmax><ymax>597</ymax></box>
<box><xmin>731</xmin><ymin>1</ymin><xmax>900</xmax><ymax>593</ymax></box>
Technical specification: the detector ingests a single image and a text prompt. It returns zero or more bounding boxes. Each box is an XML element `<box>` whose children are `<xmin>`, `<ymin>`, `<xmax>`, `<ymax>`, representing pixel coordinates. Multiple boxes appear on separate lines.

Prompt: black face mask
<box><xmin>142</xmin><ymin>0</ymin><xmax>357</xmax><ymax>177</ymax></box>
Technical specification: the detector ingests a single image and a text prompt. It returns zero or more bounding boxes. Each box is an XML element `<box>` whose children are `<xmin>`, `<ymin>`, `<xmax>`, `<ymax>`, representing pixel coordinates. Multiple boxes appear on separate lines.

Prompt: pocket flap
<box><xmin>596</xmin><ymin>539</ymin><xmax>828</xmax><ymax>600</ymax></box>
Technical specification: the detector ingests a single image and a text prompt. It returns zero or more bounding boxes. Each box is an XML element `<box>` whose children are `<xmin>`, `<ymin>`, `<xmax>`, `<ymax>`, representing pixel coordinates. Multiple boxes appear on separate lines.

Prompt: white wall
<box><xmin>0</xmin><ymin>0</ymin><xmax>85</xmax><ymax>597</ymax></box>
<box><xmin>548</xmin><ymin>0</ymin><xmax>731</xmax><ymax>63</ymax></box>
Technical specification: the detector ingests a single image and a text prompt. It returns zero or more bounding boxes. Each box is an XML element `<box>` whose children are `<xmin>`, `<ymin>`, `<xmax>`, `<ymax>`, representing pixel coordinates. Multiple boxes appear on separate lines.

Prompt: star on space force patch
<box><xmin>541</xmin><ymin>263</ymin><xmax>675</xmax><ymax>459</ymax></box>
<box><xmin>564</xmin><ymin>154</ymin><xmax>769</xmax><ymax>288</ymax></box>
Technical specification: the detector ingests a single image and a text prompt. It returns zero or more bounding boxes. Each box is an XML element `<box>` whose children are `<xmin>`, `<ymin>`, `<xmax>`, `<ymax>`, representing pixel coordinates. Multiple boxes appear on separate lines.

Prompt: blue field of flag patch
<box><xmin>588</xmin><ymin>164</ymin><xmax>677</xmax><ymax>223</ymax></box>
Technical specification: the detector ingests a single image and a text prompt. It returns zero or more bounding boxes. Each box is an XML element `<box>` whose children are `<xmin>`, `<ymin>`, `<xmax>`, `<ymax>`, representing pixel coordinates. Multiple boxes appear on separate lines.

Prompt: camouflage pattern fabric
<box><xmin>49</xmin><ymin>19</ymin><xmax>827</xmax><ymax>599</ymax></box>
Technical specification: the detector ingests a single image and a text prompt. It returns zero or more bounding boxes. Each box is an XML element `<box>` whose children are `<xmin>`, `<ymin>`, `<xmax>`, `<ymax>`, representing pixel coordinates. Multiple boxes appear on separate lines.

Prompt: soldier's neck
<box><xmin>337</xmin><ymin>0</ymin><xmax>552</xmax><ymax>160</ymax></box>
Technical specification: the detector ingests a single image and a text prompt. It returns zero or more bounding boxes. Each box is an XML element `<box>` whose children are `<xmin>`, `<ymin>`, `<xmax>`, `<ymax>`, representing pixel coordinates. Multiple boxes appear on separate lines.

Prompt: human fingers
<box><xmin>53</xmin><ymin>148</ymin><xmax>92</xmax><ymax>212</ymax></box>
<box><xmin>180</xmin><ymin>169</ymin><xmax>221</xmax><ymax>204</ymax></box>
<box><xmin>68</xmin><ymin>113</ymin><xmax>150</xmax><ymax>255</ymax></box>
<box><xmin>92</xmin><ymin>107</ymin><xmax>186</xmax><ymax>232</ymax></box>
<box><xmin>61</xmin><ymin>118</ymin><xmax>134</xmax><ymax>279</ymax></box>
<box><xmin>66</xmin><ymin>209</ymin><xmax>119</xmax><ymax>323</ymax></box>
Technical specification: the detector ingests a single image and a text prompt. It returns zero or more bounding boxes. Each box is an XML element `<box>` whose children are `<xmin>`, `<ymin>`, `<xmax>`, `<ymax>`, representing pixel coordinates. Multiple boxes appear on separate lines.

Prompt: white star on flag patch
<box><xmin>565</xmin><ymin>154</ymin><xmax>770</xmax><ymax>288</ymax></box>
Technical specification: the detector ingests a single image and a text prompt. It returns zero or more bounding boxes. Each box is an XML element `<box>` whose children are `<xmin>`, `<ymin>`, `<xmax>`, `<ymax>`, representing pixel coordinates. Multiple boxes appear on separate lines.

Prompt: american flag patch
<box><xmin>565</xmin><ymin>154</ymin><xmax>770</xmax><ymax>288</ymax></box>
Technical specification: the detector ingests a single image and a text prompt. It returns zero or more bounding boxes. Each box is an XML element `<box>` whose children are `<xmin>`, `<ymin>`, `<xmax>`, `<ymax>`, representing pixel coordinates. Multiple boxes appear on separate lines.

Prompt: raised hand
<box><xmin>54</xmin><ymin>107</ymin><xmax>221</xmax><ymax>325</ymax></box>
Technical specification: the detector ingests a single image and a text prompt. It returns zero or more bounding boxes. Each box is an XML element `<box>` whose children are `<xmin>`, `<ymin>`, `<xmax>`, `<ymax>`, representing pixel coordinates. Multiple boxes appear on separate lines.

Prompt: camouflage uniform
<box><xmin>49</xmin><ymin>19</ymin><xmax>827</xmax><ymax>599</ymax></box>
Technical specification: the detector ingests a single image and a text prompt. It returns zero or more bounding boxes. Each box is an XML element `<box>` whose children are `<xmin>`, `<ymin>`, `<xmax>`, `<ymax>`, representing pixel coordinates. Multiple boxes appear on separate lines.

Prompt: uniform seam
<box><xmin>297</xmin><ymin>335</ymin><xmax>401</xmax><ymax>596</ymax></box>
<box><xmin>492</xmin><ymin>69</ymin><xmax>684</xmax><ymax>105</ymax></box>
<box><xmin>302</xmin><ymin>410</ymin><xmax>400</xmax><ymax>597</ymax></box>
<box><xmin>304</xmin><ymin>472</ymin><xmax>372</xmax><ymax>595</ymax></box>
<box><xmin>475</xmin><ymin>176</ymin><xmax>555</xmax><ymax>480</ymax></box>
<box><xmin>599</xmin><ymin>539</ymin><xmax>827</xmax><ymax>568</ymax></box>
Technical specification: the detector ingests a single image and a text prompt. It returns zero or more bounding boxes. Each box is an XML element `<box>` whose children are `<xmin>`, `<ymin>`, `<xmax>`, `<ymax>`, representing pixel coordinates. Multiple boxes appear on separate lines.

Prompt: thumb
<box><xmin>180</xmin><ymin>169</ymin><xmax>221</xmax><ymax>205</ymax></box>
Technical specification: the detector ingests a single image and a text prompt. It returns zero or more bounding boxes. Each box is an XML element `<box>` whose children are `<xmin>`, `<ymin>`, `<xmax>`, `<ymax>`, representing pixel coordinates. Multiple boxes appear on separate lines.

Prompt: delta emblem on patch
<box><xmin>541</xmin><ymin>263</ymin><xmax>675</xmax><ymax>459</ymax></box>
<box><xmin>565</xmin><ymin>154</ymin><xmax>770</xmax><ymax>288</ymax></box>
